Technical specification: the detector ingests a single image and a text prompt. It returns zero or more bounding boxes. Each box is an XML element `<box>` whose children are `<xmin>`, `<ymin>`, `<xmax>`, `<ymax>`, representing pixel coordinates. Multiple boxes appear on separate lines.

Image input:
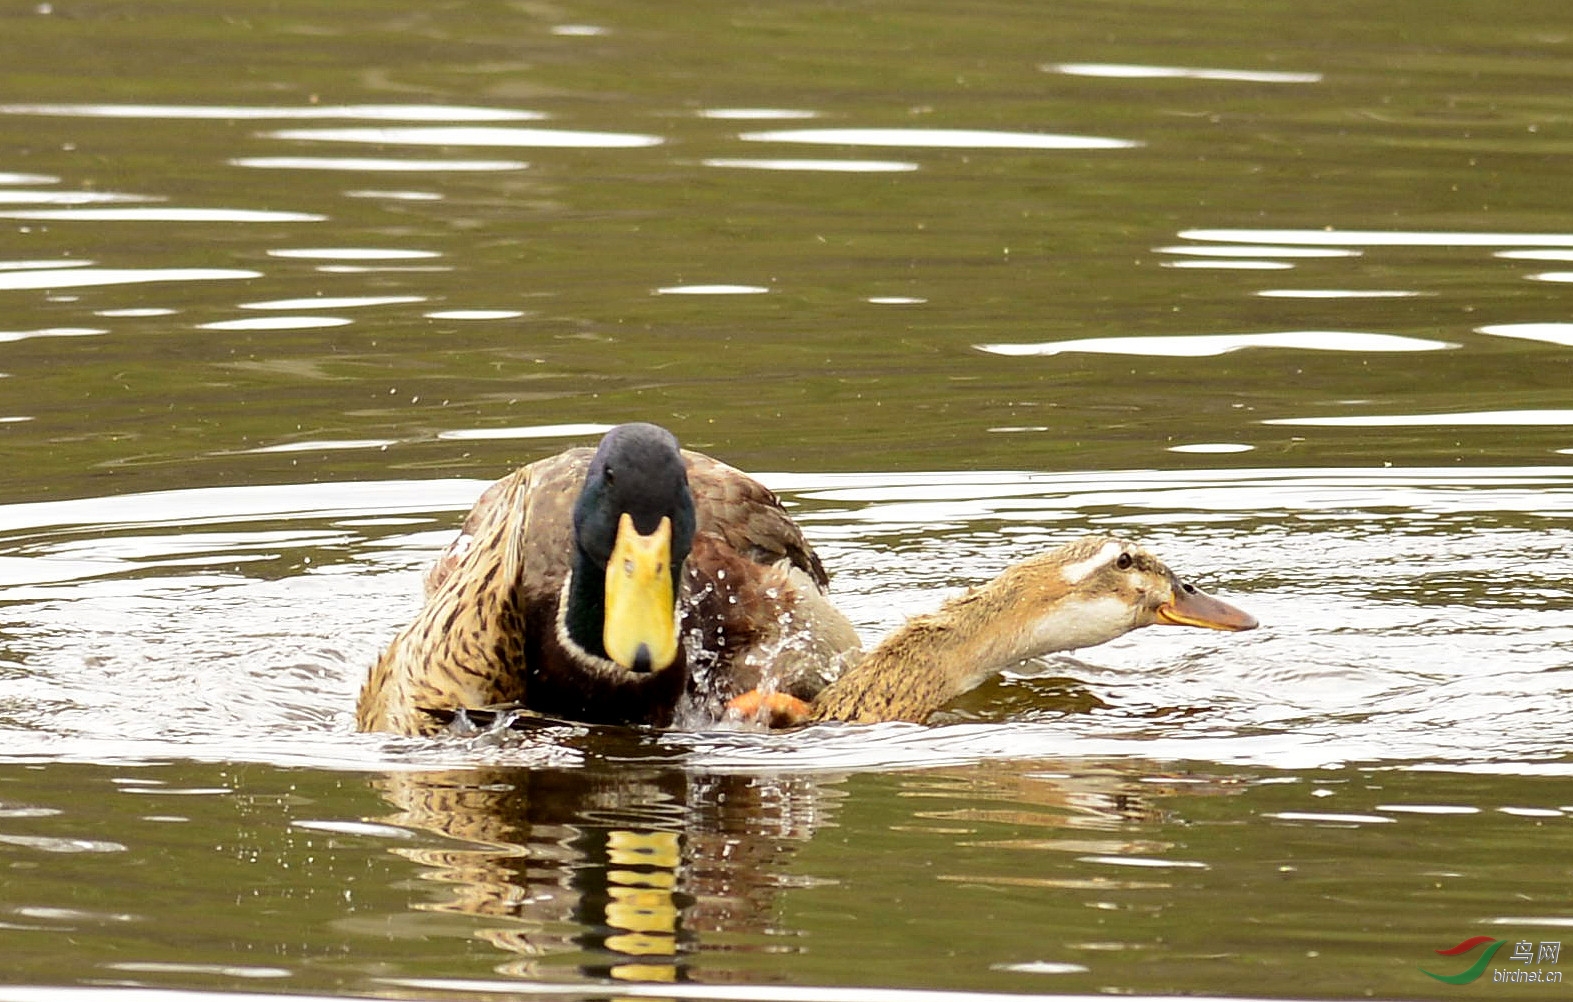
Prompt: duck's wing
<box><xmin>679</xmin><ymin>454</ymin><xmax>862</xmax><ymax>722</ymax></box>
<box><xmin>684</xmin><ymin>452</ymin><xmax>828</xmax><ymax>587</ymax></box>
<box><xmin>356</xmin><ymin>450</ymin><xmax>591</xmax><ymax>734</ymax></box>
<box><xmin>421</xmin><ymin>451</ymin><xmax>588</xmax><ymax>598</ymax></box>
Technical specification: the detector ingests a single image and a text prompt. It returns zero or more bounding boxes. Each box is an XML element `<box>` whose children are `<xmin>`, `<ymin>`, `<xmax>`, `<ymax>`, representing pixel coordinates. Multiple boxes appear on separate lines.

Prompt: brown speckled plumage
<box><xmin>356</xmin><ymin>446</ymin><xmax>860</xmax><ymax>735</ymax></box>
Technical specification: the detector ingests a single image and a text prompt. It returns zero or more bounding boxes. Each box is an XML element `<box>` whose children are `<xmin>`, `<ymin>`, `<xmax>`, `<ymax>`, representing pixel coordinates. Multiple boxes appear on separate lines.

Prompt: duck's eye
<box><xmin>603</xmin><ymin>466</ymin><xmax>616</xmax><ymax>485</ymax></box>
<box><xmin>1115</xmin><ymin>552</ymin><xmax>1133</xmax><ymax>570</ymax></box>
<box><xmin>1182</xmin><ymin>581</ymin><xmax>1197</xmax><ymax>594</ymax></box>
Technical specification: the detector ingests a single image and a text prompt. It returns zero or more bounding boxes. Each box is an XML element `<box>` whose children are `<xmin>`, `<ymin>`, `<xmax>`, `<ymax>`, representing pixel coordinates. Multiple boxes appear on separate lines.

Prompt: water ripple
<box><xmin>240</xmin><ymin>296</ymin><xmax>426</xmax><ymax>310</ymax></box>
<box><xmin>740</xmin><ymin>127</ymin><xmax>1140</xmax><ymax>150</ymax></box>
<box><xmin>197</xmin><ymin>316</ymin><xmax>353</xmax><ymax>331</ymax></box>
<box><xmin>0</xmin><ymin>267</ymin><xmax>259</xmax><ymax>291</ymax></box>
<box><xmin>1182</xmin><ymin>228</ymin><xmax>1573</xmax><ymax>247</ymax></box>
<box><xmin>703</xmin><ymin>157</ymin><xmax>919</xmax><ymax>172</ymax></box>
<box><xmin>1264</xmin><ymin>409</ymin><xmax>1573</xmax><ymax>427</ymax></box>
<box><xmin>1046</xmin><ymin>63</ymin><xmax>1322</xmax><ymax>83</ymax></box>
<box><xmin>266</xmin><ymin>247</ymin><xmax>439</xmax><ymax>260</ymax></box>
<box><xmin>267</xmin><ymin>126</ymin><xmax>664</xmax><ymax>148</ymax></box>
<box><xmin>976</xmin><ymin>330</ymin><xmax>1454</xmax><ymax>358</ymax></box>
<box><xmin>654</xmin><ymin>284</ymin><xmax>769</xmax><ymax>295</ymax></box>
<box><xmin>1476</xmin><ymin>323</ymin><xmax>1573</xmax><ymax>347</ymax></box>
<box><xmin>0</xmin><ymin>207</ymin><xmax>323</xmax><ymax>223</ymax></box>
<box><xmin>0</xmin><ymin>468</ymin><xmax>1566</xmax><ymax>774</ymax></box>
<box><xmin>232</xmin><ymin>156</ymin><xmax>529</xmax><ymax>172</ymax></box>
<box><xmin>0</xmin><ymin>103</ymin><xmax>546</xmax><ymax>121</ymax></box>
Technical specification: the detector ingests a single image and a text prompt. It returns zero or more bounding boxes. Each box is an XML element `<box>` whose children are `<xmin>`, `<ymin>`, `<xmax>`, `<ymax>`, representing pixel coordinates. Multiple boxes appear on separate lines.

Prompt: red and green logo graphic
<box><xmin>1421</xmin><ymin>936</ymin><xmax>1507</xmax><ymax>984</ymax></box>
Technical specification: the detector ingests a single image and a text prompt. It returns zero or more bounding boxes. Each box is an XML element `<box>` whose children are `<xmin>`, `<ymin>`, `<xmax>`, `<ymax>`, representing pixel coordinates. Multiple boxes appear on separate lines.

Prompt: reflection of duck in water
<box><xmin>371</xmin><ymin>764</ymin><xmax>832</xmax><ymax>983</ymax></box>
<box><xmin>743</xmin><ymin>534</ymin><xmax>1257</xmax><ymax>726</ymax></box>
<box><xmin>357</xmin><ymin>423</ymin><xmax>1256</xmax><ymax>734</ymax></box>
<box><xmin>366</xmin><ymin>760</ymin><xmax>1181</xmax><ymax>981</ymax></box>
<box><xmin>357</xmin><ymin>422</ymin><xmax>860</xmax><ymax>734</ymax></box>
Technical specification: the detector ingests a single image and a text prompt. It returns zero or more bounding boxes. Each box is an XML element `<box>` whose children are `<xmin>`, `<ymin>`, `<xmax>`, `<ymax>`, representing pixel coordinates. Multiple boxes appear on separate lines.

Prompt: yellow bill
<box><xmin>603</xmin><ymin>512</ymin><xmax>680</xmax><ymax>672</ymax></box>
<box><xmin>1155</xmin><ymin>586</ymin><xmax>1259</xmax><ymax>632</ymax></box>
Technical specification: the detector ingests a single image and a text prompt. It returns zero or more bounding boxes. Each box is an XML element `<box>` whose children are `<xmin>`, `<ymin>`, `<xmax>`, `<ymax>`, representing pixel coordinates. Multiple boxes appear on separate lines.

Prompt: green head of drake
<box><xmin>565</xmin><ymin>423</ymin><xmax>698</xmax><ymax>672</ymax></box>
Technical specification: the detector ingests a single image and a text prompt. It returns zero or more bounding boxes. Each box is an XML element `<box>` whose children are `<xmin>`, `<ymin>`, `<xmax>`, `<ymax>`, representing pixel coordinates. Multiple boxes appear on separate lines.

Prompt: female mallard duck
<box><xmin>356</xmin><ymin>422</ymin><xmax>860</xmax><ymax>734</ymax></box>
<box><xmin>733</xmin><ymin>534</ymin><xmax>1258</xmax><ymax>726</ymax></box>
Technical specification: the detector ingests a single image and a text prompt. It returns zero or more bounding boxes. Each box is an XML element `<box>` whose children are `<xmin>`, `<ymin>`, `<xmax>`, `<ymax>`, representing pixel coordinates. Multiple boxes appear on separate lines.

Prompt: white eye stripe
<box><xmin>1059</xmin><ymin>540</ymin><xmax>1124</xmax><ymax>585</ymax></box>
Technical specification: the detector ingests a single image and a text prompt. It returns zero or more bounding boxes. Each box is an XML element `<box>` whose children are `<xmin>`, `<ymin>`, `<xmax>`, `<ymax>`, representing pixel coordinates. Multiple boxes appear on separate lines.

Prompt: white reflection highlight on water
<box><xmin>240</xmin><ymin>296</ymin><xmax>425</xmax><ymax>310</ymax></box>
<box><xmin>699</xmin><ymin>108</ymin><xmax>818</xmax><ymax>120</ymax></box>
<box><xmin>1476</xmin><ymin>323</ymin><xmax>1573</xmax><ymax>347</ymax></box>
<box><xmin>0</xmin><ymin>268</ymin><xmax>259</xmax><ymax>291</ymax></box>
<box><xmin>267</xmin><ymin>248</ymin><xmax>439</xmax><ymax>260</ymax></box>
<box><xmin>94</xmin><ymin>308</ymin><xmax>177</xmax><ymax>318</ymax></box>
<box><xmin>0</xmin><ymin>327</ymin><xmax>106</xmax><ymax>344</ymax></box>
<box><xmin>740</xmin><ymin>128</ymin><xmax>1141</xmax><ymax>150</ymax></box>
<box><xmin>244</xmin><ymin>440</ymin><xmax>398</xmax><ymax>454</ymax></box>
<box><xmin>702</xmin><ymin>157</ymin><xmax>919</xmax><ymax>172</ymax></box>
<box><xmin>232</xmin><ymin>156</ymin><xmax>528</xmax><ymax>172</ymax></box>
<box><xmin>1257</xmin><ymin>289</ymin><xmax>1424</xmax><ymax>298</ymax></box>
<box><xmin>1161</xmin><ymin>260</ymin><xmax>1294</xmax><ymax>270</ymax></box>
<box><xmin>0</xmin><ymin>103</ymin><xmax>546</xmax><ymax>121</ymax></box>
<box><xmin>0</xmin><ymin>208</ymin><xmax>323</xmax><ymax>222</ymax></box>
<box><xmin>1182</xmin><ymin>228</ymin><xmax>1573</xmax><ymax>247</ymax></box>
<box><xmin>0</xmin><ymin>833</ymin><xmax>127</xmax><ymax>854</ymax></box>
<box><xmin>550</xmin><ymin>24</ymin><xmax>608</xmax><ymax>36</ymax></box>
<box><xmin>103</xmin><ymin>962</ymin><xmax>290</xmax><ymax>979</ymax></box>
<box><xmin>424</xmin><ymin>310</ymin><xmax>526</xmax><ymax>320</ymax></box>
<box><xmin>1263</xmin><ymin>812</ymin><xmax>1394</xmax><ymax>824</ymax></box>
<box><xmin>1045</xmin><ymin>63</ymin><xmax>1322</xmax><ymax>83</ymax></box>
<box><xmin>437</xmin><ymin>422</ymin><xmax>615</xmax><ymax>441</ymax></box>
<box><xmin>1264</xmin><ymin>409</ymin><xmax>1573</xmax><ymax>427</ymax></box>
<box><xmin>343</xmin><ymin>190</ymin><xmax>443</xmax><ymax>202</ymax></box>
<box><xmin>976</xmin><ymin>330</ymin><xmax>1455</xmax><ymax>358</ymax></box>
<box><xmin>1497</xmin><ymin>806</ymin><xmax>1563</xmax><ymax>818</ymax></box>
<box><xmin>197</xmin><ymin>316</ymin><xmax>353</xmax><ymax>331</ymax></box>
<box><xmin>1078</xmin><ymin>855</ymin><xmax>1208</xmax><ymax>869</ymax></box>
<box><xmin>1155</xmin><ymin>245</ymin><xmax>1360</xmax><ymax>258</ymax></box>
<box><xmin>1528</xmin><ymin>271</ymin><xmax>1573</xmax><ymax>283</ymax></box>
<box><xmin>0</xmin><ymin>191</ymin><xmax>157</xmax><ymax>205</ymax></box>
<box><xmin>0</xmin><ymin>172</ymin><xmax>59</xmax><ymax>185</ymax></box>
<box><xmin>1168</xmin><ymin>443</ymin><xmax>1254</xmax><ymax>454</ymax></box>
<box><xmin>991</xmin><ymin>962</ymin><xmax>1090</xmax><ymax>975</ymax></box>
<box><xmin>655</xmin><ymin>284</ymin><xmax>770</xmax><ymax>295</ymax></box>
<box><xmin>315</xmin><ymin>265</ymin><xmax>452</xmax><ymax>274</ymax></box>
<box><xmin>0</xmin><ymin>259</ymin><xmax>94</xmax><ymax>271</ymax></box>
<box><xmin>267</xmin><ymin>126</ymin><xmax>664</xmax><ymax>148</ymax></box>
<box><xmin>1495</xmin><ymin>249</ymin><xmax>1573</xmax><ymax>261</ymax></box>
<box><xmin>290</xmin><ymin>819</ymin><xmax>413</xmax><ymax>838</ymax></box>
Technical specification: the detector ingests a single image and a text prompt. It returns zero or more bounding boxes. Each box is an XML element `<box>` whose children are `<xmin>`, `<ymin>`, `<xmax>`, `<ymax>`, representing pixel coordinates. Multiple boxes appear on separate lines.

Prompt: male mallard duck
<box><xmin>734</xmin><ymin>534</ymin><xmax>1257</xmax><ymax>726</ymax></box>
<box><xmin>356</xmin><ymin>422</ymin><xmax>860</xmax><ymax>734</ymax></box>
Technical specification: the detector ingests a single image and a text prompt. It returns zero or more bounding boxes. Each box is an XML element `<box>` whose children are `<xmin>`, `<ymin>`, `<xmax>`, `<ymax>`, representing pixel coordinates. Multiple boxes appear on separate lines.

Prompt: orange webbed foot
<box><xmin>726</xmin><ymin>689</ymin><xmax>813</xmax><ymax>728</ymax></box>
